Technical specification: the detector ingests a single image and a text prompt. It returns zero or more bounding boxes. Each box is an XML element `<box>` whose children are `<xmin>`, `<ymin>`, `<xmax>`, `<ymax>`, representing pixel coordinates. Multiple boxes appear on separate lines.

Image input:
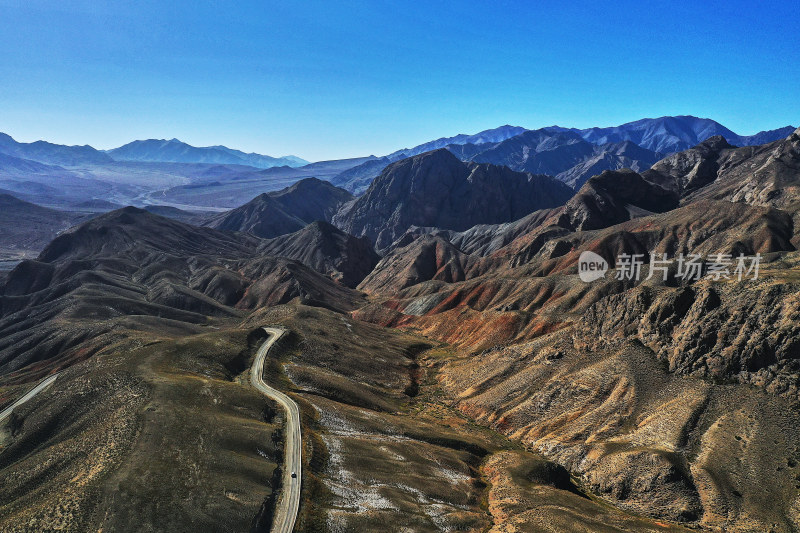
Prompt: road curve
<box><xmin>251</xmin><ymin>327</ymin><xmax>301</xmax><ymax>533</ymax></box>
<box><xmin>0</xmin><ymin>373</ymin><xmax>59</xmax><ymax>423</ymax></box>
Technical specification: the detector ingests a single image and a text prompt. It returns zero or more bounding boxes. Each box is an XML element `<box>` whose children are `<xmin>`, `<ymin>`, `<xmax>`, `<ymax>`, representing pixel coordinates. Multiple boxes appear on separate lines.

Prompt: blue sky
<box><xmin>1</xmin><ymin>0</ymin><xmax>798</xmax><ymax>161</ymax></box>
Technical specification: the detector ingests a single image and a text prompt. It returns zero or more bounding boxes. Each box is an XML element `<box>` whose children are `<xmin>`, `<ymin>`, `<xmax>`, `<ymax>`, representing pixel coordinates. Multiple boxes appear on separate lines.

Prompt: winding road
<box><xmin>251</xmin><ymin>327</ymin><xmax>301</xmax><ymax>533</ymax></box>
<box><xmin>0</xmin><ymin>373</ymin><xmax>59</xmax><ymax>424</ymax></box>
<box><xmin>2</xmin><ymin>328</ymin><xmax>301</xmax><ymax>530</ymax></box>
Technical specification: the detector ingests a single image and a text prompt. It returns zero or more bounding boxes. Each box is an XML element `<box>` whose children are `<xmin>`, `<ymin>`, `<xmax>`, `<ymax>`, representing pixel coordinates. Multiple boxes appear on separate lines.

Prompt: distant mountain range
<box><xmin>329</xmin><ymin>157</ymin><xmax>392</xmax><ymax>194</ymax></box>
<box><xmin>0</xmin><ymin>132</ymin><xmax>112</xmax><ymax>166</ymax></box>
<box><xmin>0</xmin><ymin>194</ymin><xmax>88</xmax><ymax>262</ymax></box>
<box><xmin>0</xmin><ymin>133</ymin><xmax>358</xmax><ymax>210</ymax></box>
<box><xmin>106</xmin><ymin>138</ymin><xmax>308</xmax><ymax>168</ymax></box>
<box><xmin>466</xmin><ymin>130</ymin><xmax>663</xmax><ymax>188</ymax></box>
<box><xmin>547</xmin><ymin>115</ymin><xmax>796</xmax><ymax>154</ymax></box>
<box><xmin>1</xmin><ymin>116</ymin><xmax>791</xmax><ymax>174</ymax></box>
<box><xmin>386</xmin><ymin>125</ymin><xmax>527</xmax><ymax>161</ymax></box>
<box><xmin>329</xmin><ymin>116</ymin><xmax>795</xmax><ymax>193</ymax></box>
<box><xmin>0</xmin><ymin>133</ymin><xmax>307</xmax><ymax>169</ymax></box>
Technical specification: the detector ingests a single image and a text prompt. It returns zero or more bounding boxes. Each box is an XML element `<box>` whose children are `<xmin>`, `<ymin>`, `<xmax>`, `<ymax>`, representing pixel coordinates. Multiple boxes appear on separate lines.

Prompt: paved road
<box><xmin>0</xmin><ymin>373</ymin><xmax>59</xmax><ymax>423</ymax></box>
<box><xmin>251</xmin><ymin>327</ymin><xmax>301</xmax><ymax>533</ymax></box>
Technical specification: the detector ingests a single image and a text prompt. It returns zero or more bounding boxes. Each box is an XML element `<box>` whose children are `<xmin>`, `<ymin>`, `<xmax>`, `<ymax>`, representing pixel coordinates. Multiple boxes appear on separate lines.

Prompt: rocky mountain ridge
<box><xmin>329</xmin><ymin>116</ymin><xmax>795</xmax><ymax>194</ymax></box>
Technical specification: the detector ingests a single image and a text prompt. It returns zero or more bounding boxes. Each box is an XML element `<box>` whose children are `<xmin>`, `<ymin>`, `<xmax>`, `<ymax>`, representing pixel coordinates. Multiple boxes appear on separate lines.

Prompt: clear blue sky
<box><xmin>1</xmin><ymin>0</ymin><xmax>797</xmax><ymax>161</ymax></box>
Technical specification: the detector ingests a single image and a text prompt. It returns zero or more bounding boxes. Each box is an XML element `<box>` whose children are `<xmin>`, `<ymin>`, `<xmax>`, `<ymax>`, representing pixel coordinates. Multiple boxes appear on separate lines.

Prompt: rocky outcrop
<box><xmin>641</xmin><ymin>128</ymin><xmax>800</xmax><ymax>228</ymax></box>
<box><xmin>440</xmin><ymin>329</ymin><xmax>800</xmax><ymax>531</ymax></box>
<box><xmin>577</xmin><ymin>279</ymin><xmax>800</xmax><ymax>397</ymax></box>
<box><xmin>643</xmin><ymin>135</ymin><xmax>735</xmax><ymax>196</ymax></box>
<box><xmin>481</xmin><ymin>450</ymin><xmax>691</xmax><ymax>532</ymax></box>
<box><xmin>692</xmin><ymin>127</ymin><xmax>800</xmax><ymax>215</ymax></box>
